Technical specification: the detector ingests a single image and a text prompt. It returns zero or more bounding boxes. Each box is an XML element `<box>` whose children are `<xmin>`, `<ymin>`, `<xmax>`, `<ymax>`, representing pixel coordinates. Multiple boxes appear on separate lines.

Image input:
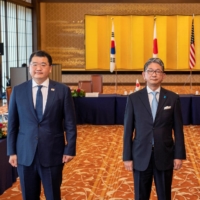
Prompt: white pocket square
<box><xmin>164</xmin><ymin>106</ymin><xmax>171</xmax><ymax>110</ymax></box>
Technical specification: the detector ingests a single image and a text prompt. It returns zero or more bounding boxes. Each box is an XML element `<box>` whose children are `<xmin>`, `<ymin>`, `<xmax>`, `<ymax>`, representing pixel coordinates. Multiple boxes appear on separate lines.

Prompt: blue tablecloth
<box><xmin>115</xmin><ymin>94</ymin><xmax>195</xmax><ymax>125</ymax></box>
<box><xmin>0</xmin><ymin>138</ymin><xmax>18</xmax><ymax>195</ymax></box>
<box><xmin>179</xmin><ymin>95</ymin><xmax>192</xmax><ymax>125</ymax></box>
<box><xmin>191</xmin><ymin>95</ymin><xmax>200</xmax><ymax>125</ymax></box>
<box><xmin>73</xmin><ymin>96</ymin><xmax>116</xmax><ymax>125</ymax></box>
<box><xmin>73</xmin><ymin>94</ymin><xmax>200</xmax><ymax>125</ymax></box>
<box><xmin>115</xmin><ymin>96</ymin><xmax>127</xmax><ymax>125</ymax></box>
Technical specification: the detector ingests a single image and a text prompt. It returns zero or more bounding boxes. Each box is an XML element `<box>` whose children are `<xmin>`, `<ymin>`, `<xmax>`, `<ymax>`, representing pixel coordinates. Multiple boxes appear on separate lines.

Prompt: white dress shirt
<box><xmin>32</xmin><ymin>79</ymin><xmax>49</xmax><ymax>114</ymax></box>
<box><xmin>146</xmin><ymin>85</ymin><xmax>160</xmax><ymax>107</ymax></box>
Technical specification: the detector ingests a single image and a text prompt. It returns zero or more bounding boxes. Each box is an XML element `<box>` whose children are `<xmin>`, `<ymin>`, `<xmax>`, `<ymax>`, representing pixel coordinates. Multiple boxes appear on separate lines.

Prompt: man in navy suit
<box><xmin>7</xmin><ymin>50</ymin><xmax>77</xmax><ymax>200</ymax></box>
<box><xmin>123</xmin><ymin>58</ymin><xmax>186</xmax><ymax>200</ymax></box>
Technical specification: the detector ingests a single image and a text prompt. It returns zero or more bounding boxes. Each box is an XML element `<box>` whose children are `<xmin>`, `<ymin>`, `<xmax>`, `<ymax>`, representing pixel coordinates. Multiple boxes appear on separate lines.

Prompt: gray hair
<box><xmin>144</xmin><ymin>58</ymin><xmax>165</xmax><ymax>72</ymax></box>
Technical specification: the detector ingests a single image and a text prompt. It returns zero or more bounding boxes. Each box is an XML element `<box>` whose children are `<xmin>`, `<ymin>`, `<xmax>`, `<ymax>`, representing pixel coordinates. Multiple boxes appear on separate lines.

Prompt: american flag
<box><xmin>153</xmin><ymin>19</ymin><xmax>158</xmax><ymax>58</ymax></box>
<box><xmin>110</xmin><ymin>21</ymin><xmax>115</xmax><ymax>73</ymax></box>
<box><xmin>189</xmin><ymin>17</ymin><xmax>195</xmax><ymax>69</ymax></box>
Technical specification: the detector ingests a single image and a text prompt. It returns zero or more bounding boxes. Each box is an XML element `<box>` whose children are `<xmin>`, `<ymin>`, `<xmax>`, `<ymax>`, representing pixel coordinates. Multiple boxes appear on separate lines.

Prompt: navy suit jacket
<box><xmin>123</xmin><ymin>87</ymin><xmax>186</xmax><ymax>171</ymax></box>
<box><xmin>7</xmin><ymin>79</ymin><xmax>77</xmax><ymax>167</ymax></box>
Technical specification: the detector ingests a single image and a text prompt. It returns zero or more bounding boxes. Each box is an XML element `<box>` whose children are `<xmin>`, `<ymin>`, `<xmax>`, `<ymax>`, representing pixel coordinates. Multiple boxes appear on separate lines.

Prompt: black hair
<box><xmin>144</xmin><ymin>58</ymin><xmax>165</xmax><ymax>72</ymax></box>
<box><xmin>29</xmin><ymin>50</ymin><xmax>52</xmax><ymax>66</ymax></box>
<box><xmin>21</xmin><ymin>63</ymin><xmax>27</xmax><ymax>67</ymax></box>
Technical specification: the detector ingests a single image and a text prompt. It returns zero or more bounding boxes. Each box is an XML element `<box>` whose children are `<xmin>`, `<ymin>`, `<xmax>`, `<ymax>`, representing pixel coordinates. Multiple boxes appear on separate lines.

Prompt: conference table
<box><xmin>73</xmin><ymin>94</ymin><xmax>116</xmax><ymax>125</ymax></box>
<box><xmin>0</xmin><ymin>138</ymin><xmax>18</xmax><ymax>195</ymax></box>
<box><xmin>73</xmin><ymin>94</ymin><xmax>200</xmax><ymax>125</ymax></box>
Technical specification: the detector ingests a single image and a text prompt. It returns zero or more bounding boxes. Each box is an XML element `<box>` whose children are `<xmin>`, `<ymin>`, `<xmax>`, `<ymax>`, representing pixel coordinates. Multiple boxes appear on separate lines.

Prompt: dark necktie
<box><xmin>35</xmin><ymin>85</ymin><xmax>43</xmax><ymax>121</ymax></box>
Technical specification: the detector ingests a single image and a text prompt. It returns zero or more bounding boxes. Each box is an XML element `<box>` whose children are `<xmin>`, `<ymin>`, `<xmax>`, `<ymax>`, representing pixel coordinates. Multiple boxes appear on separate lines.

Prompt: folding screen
<box><xmin>85</xmin><ymin>15</ymin><xmax>200</xmax><ymax>71</ymax></box>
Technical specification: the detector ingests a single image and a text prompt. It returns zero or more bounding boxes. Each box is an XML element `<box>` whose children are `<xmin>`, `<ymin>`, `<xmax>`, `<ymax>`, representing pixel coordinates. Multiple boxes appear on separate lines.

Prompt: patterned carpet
<box><xmin>0</xmin><ymin>85</ymin><xmax>200</xmax><ymax>199</ymax></box>
<box><xmin>1</xmin><ymin>125</ymin><xmax>200</xmax><ymax>200</ymax></box>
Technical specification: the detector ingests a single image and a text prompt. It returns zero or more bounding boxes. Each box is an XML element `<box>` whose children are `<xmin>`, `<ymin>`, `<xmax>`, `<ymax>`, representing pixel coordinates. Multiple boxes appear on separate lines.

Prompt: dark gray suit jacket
<box><xmin>123</xmin><ymin>87</ymin><xmax>186</xmax><ymax>171</ymax></box>
<box><xmin>7</xmin><ymin>79</ymin><xmax>77</xmax><ymax>167</ymax></box>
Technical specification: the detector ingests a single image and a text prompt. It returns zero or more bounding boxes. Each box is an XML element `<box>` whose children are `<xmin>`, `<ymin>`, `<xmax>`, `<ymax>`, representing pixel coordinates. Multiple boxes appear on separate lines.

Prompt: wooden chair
<box><xmin>6</xmin><ymin>86</ymin><xmax>12</xmax><ymax>111</ymax></box>
<box><xmin>91</xmin><ymin>75</ymin><xmax>103</xmax><ymax>93</ymax></box>
<box><xmin>78</xmin><ymin>81</ymin><xmax>92</xmax><ymax>93</ymax></box>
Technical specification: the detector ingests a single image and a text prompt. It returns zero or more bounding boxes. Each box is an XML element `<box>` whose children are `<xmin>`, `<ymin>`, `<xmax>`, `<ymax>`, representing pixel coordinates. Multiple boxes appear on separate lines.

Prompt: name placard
<box><xmin>85</xmin><ymin>93</ymin><xmax>99</xmax><ymax>97</ymax></box>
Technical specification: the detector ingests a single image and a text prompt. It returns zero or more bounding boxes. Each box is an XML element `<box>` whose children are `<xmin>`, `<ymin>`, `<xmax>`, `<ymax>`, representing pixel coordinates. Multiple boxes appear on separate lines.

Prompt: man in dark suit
<box><xmin>123</xmin><ymin>58</ymin><xmax>186</xmax><ymax>200</ymax></box>
<box><xmin>7</xmin><ymin>50</ymin><xmax>77</xmax><ymax>200</ymax></box>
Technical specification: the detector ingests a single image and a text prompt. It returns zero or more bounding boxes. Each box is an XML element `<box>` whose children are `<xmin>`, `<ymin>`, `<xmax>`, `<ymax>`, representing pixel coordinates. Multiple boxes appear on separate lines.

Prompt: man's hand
<box><xmin>9</xmin><ymin>155</ymin><xmax>17</xmax><ymax>167</ymax></box>
<box><xmin>124</xmin><ymin>161</ymin><xmax>133</xmax><ymax>171</ymax></box>
<box><xmin>62</xmin><ymin>155</ymin><xmax>74</xmax><ymax>163</ymax></box>
<box><xmin>174</xmin><ymin>159</ymin><xmax>182</xmax><ymax>170</ymax></box>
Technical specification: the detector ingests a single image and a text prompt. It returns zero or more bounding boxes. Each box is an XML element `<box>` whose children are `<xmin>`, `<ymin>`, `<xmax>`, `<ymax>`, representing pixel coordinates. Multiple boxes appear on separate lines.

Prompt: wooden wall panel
<box><xmin>39</xmin><ymin>2</ymin><xmax>200</xmax><ymax>70</ymax></box>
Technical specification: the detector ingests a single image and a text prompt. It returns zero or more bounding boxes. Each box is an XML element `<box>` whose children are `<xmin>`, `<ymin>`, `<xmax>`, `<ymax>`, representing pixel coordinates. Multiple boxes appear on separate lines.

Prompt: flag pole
<box><xmin>153</xmin><ymin>16</ymin><xmax>158</xmax><ymax>58</ymax></box>
<box><xmin>189</xmin><ymin>14</ymin><xmax>195</xmax><ymax>94</ymax></box>
<box><xmin>110</xmin><ymin>18</ymin><xmax>117</xmax><ymax>93</ymax></box>
<box><xmin>115</xmin><ymin>65</ymin><xmax>117</xmax><ymax>93</ymax></box>
<box><xmin>190</xmin><ymin>70</ymin><xmax>192</xmax><ymax>93</ymax></box>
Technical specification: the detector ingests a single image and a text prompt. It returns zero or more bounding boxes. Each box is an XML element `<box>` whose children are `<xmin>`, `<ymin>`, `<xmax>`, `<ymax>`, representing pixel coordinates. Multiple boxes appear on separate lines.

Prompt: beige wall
<box><xmin>40</xmin><ymin>3</ymin><xmax>200</xmax><ymax>71</ymax></box>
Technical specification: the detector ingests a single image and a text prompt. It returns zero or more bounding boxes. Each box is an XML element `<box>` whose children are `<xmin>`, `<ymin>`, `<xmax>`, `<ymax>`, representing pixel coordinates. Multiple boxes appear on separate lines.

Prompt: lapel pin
<box><xmin>51</xmin><ymin>88</ymin><xmax>55</xmax><ymax>91</ymax></box>
<box><xmin>164</xmin><ymin>96</ymin><xmax>166</xmax><ymax>99</ymax></box>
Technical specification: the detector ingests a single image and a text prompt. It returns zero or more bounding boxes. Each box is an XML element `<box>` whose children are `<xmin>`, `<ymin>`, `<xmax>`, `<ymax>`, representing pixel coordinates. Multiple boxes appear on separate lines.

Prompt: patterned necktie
<box><xmin>151</xmin><ymin>91</ymin><xmax>158</xmax><ymax>121</ymax></box>
<box><xmin>35</xmin><ymin>85</ymin><xmax>43</xmax><ymax>121</ymax></box>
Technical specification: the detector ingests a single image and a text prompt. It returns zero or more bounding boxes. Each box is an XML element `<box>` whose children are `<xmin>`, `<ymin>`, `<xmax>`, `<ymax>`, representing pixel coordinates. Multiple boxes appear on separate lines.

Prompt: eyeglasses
<box><xmin>30</xmin><ymin>62</ymin><xmax>48</xmax><ymax>67</ymax></box>
<box><xmin>146</xmin><ymin>69</ymin><xmax>163</xmax><ymax>75</ymax></box>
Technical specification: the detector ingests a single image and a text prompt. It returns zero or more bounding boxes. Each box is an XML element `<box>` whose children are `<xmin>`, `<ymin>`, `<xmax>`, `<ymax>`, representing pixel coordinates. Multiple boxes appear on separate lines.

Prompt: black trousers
<box><xmin>17</xmin><ymin>150</ymin><xmax>64</xmax><ymax>200</ymax></box>
<box><xmin>133</xmin><ymin>149</ymin><xmax>173</xmax><ymax>200</ymax></box>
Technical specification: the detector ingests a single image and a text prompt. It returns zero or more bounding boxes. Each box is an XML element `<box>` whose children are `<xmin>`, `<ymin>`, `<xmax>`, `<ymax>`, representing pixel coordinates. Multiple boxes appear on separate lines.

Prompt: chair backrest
<box><xmin>6</xmin><ymin>86</ymin><xmax>12</xmax><ymax>110</ymax></box>
<box><xmin>91</xmin><ymin>74</ymin><xmax>103</xmax><ymax>93</ymax></box>
<box><xmin>78</xmin><ymin>81</ymin><xmax>92</xmax><ymax>93</ymax></box>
